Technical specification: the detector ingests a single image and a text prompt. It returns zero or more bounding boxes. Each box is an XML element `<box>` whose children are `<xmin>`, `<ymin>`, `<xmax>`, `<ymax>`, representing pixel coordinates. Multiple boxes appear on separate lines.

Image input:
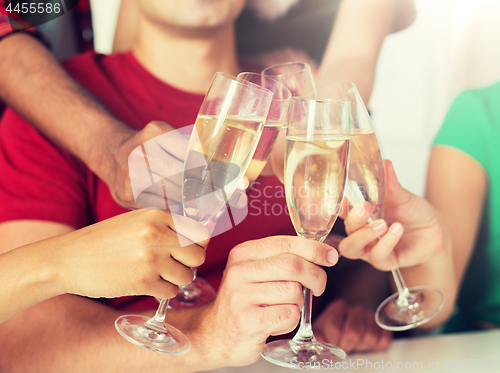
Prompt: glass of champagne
<box><xmin>236</xmin><ymin>72</ymin><xmax>291</xmax><ymax>183</ymax></box>
<box><xmin>169</xmin><ymin>72</ymin><xmax>273</xmax><ymax>309</ymax></box>
<box><xmin>115</xmin><ymin>73</ymin><xmax>272</xmax><ymax>352</ymax></box>
<box><xmin>318</xmin><ymin>81</ymin><xmax>444</xmax><ymax>331</ymax></box>
<box><xmin>262</xmin><ymin>62</ymin><xmax>317</xmax><ymax>183</ymax></box>
<box><xmin>261</xmin><ymin>97</ymin><xmax>350</xmax><ymax>368</ymax></box>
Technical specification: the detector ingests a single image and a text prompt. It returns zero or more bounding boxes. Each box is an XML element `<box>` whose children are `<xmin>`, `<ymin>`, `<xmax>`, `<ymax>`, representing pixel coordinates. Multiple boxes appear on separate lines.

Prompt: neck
<box><xmin>132</xmin><ymin>19</ymin><xmax>240</xmax><ymax>94</ymax></box>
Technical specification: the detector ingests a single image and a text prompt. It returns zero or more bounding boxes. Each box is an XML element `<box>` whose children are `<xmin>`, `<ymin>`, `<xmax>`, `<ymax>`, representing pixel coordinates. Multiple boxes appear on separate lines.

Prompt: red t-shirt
<box><xmin>0</xmin><ymin>51</ymin><xmax>295</xmax><ymax>311</ymax></box>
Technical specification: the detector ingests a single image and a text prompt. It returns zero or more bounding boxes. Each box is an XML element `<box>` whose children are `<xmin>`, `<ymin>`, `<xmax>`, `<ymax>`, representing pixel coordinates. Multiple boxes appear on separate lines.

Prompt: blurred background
<box><xmin>58</xmin><ymin>0</ymin><xmax>500</xmax><ymax>196</ymax></box>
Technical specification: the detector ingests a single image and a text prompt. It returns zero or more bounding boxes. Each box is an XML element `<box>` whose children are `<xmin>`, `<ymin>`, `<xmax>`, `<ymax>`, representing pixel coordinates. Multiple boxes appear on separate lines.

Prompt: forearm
<box><xmin>0</xmin><ymin>33</ymin><xmax>135</xmax><ymax>182</ymax></box>
<box><xmin>0</xmin><ymin>295</ymin><xmax>218</xmax><ymax>372</ymax></box>
<box><xmin>318</xmin><ymin>0</ymin><xmax>402</xmax><ymax>103</ymax></box>
<box><xmin>317</xmin><ymin>57</ymin><xmax>377</xmax><ymax>104</ymax></box>
<box><xmin>0</xmin><ymin>243</ymin><xmax>61</xmax><ymax>324</ymax></box>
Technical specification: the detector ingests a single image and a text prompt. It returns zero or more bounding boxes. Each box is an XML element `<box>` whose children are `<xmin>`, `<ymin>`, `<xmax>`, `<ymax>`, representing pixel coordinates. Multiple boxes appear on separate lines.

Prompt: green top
<box><xmin>433</xmin><ymin>81</ymin><xmax>500</xmax><ymax>332</ymax></box>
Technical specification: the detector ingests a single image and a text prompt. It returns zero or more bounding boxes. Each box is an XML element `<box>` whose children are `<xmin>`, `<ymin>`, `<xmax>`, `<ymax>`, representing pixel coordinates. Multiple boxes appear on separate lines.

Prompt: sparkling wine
<box><xmin>245</xmin><ymin>123</ymin><xmax>281</xmax><ymax>182</ymax></box>
<box><xmin>285</xmin><ymin>135</ymin><xmax>350</xmax><ymax>241</ymax></box>
<box><xmin>182</xmin><ymin>114</ymin><xmax>264</xmax><ymax>224</ymax></box>
<box><xmin>345</xmin><ymin>129</ymin><xmax>385</xmax><ymax>219</ymax></box>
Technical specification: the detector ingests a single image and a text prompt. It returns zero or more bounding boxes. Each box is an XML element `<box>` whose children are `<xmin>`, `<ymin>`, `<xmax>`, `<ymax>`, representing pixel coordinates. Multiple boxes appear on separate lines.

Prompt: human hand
<box><xmin>246</xmin><ymin>47</ymin><xmax>319</xmax><ymax>77</ymax></box>
<box><xmin>199</xmin><ymin>236</ymin><xmax>338</xmax><ymax>367</ymax></box>
<box><xmin>53</xmin><ymin>209</ymin><xmax>210</xmax><ymax>299</ymax></box>
<box><xmin>106</xmin><ymin>121</ymin><xmax>249</xmax><ymax>214</ymax></box>
<box><xmin>339</xmin><ymin>160</ymin><xmax>450</xmax><ymax>271</ymax></box>
<box><xmin>106</xmin><ymin>121</ymin><xmax>187</xmax><ymax>210</ymax></box>
<box><xmin>314</xmin><ymin>299</ymin><xmax>392</xmax><ymax>353</ymax></box>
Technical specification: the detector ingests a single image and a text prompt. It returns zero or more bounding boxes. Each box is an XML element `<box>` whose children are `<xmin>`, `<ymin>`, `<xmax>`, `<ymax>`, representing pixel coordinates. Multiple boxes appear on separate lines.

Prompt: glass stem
<box><xmin>146</xmin><ymin>299</ymin><xmax>170</xmax><ymax>331</ymax></box>
<box><xmin>389</xmin><ymin>255</ymin><xmax>411</xmax><ymax>307</ymax></box>
<box><xmin>292</xmin><ymin>288</ymin><xmax>316</xmax><ymax>344</ymax></box>
<box><xmin>366</xmin><ymin>216</ymin><xmax>411</xmax><ymax>307</ymax></box>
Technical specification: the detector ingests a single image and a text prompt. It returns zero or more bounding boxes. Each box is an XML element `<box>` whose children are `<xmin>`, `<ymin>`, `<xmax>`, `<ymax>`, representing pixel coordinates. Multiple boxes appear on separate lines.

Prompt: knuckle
<box><xmin>138</xmin><ymin>223</ymin><xmax>162</xmax><ymax>243</ymax></box>
<box><xmin>266</xmin><ymin>305</ymin><xmax>300</xmax><ymax>327</ymax></box>
<box><xmin>361</xmin><ymin>332</ymin><xmax>377</xmax><ymax>348</ymax></box>
<box><xmin>344</xmin><ymin>329</ymin><xmax>361</xmax><ymax>346</ymax></box>
<box><xmin>136</xmin><ymin>247</ymin><xmax>158</xmax><ymax>268</ymax></box>
<box><xmin>158</xmin><ymin>284</ymin><xmax>179</xmax><ymax>299</ymax></box>
<box><xmin>227</xmin><ymin>244</ymin><xmax>245</xmax><ymax>264</ymax></box>
<box><xmin>176</xmin><ymin>267</ymin><xmax>195</xmax><ymax>286</ymax></box>
<box><xmin>191</xmin><ymin>247</ymin><xmax>207</xmax><ymax>267</ymax></box>
<box><xmin>351</xmin><ymin>305</ymin><xmax>365</xmax><ymax>314</ymax></box>
<box><xmin>278</xmin><ymin>255</ymin><xmax>303</xmax><ymax>274</ymax></box>
<box><xmin>288</xmin><ymin>281</ymin><xmax>303</xmax><ymax>296</ymax></box>
<box><xmin>277</xmin><ymin>237</ymin><xmax>293</xmax><ymax>254</ymax></box>
<box><xmin>309</xmin><ymin>267</ymin><xmax>327</xmax><ymax>293</ymax></box>
<box><xmin>225</xmin><ymin>261</ymin><xmax>245</xmax><ymax>280</ymax></box>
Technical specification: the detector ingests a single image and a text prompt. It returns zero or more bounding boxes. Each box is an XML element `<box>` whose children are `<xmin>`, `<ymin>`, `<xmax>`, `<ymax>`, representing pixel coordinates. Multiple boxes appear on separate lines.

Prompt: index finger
<box><xmin>167</xmin><ymin>213</ymin><xmax>211</xmax><ymax>249</ymax></box>
<box><xmin>228</xmin><ymin>235</ymin><xmax>338</xmax><ymax>268</ymax></box>
<box><xmin>153</xmin><ymin>125</ymin><xmax>191</xmax><ymax>162</ymax></box>
<box><xmin>344</xmin><ymin>201</ymin><xmax>374</xmax><ymax>235</ymax></box>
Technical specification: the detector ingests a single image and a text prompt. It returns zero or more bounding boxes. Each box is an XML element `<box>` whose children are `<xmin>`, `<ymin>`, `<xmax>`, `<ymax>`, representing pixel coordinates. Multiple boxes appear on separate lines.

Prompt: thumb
<box><xmin>383</xmin><ymin>160</ymin><xmax>412</xmax><ymax>206</ymax></box>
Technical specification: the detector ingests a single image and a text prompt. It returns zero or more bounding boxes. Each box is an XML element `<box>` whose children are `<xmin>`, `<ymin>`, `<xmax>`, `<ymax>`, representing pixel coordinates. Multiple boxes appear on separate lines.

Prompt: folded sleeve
<box><xmin>0</xmin><ymin>2</ymin><xmax>49</xmax><ymax>46</ymax></box>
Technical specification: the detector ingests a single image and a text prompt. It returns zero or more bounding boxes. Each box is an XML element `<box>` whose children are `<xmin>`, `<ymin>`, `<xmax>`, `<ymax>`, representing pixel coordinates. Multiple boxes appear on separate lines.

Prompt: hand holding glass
<box><xmin>115</xmin><ymin>73</ymin><xmax>272</xmax><ymax>353</ymax></box>
<box><xmin>169</xmin><ymin>73</ymin><xmax>273</xmax><ymax>309</ymax></box>
<box><xmin>318</xmin><ymin>81</ymin><xmax>444</xmax><ymax>331</ymax></box>
<box><xmin>261</xmin><ymin>97</ymin><xmax>350</xmax><ymax>368</ymax></box>
<box><xmin>262</xmin><ymin>62</ymin><xmax>317</xmax><ymax>183</ymax></box>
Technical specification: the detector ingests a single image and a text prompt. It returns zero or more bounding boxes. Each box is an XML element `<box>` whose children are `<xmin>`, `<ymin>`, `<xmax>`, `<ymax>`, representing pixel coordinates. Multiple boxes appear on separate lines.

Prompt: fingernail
<box><xmin>372</xmin><ymin>219</ymin><xmax>386</xmax><ymax>232</ymax></box>
<box><xmin>390</xmin><ymin>222</ymin><xmax>403</xmax><ymax>235</ymax></box>
<box><xmin>327</xmin><ymin>250</ymin><xmax>337</xmax><ymax>264</ymax></box>
<box><xmin>354</xmin><ymin>204</ymin><xmax>365</xmax><ymax>215</ymax></box>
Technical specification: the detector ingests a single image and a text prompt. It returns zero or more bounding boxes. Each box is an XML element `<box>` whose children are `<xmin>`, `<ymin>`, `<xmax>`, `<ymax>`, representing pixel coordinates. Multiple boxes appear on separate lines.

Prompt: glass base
<box><xmin>375</xmin><ymin>286</ymin><xmax>444</xmax><ymax>331</ymax></box>
<box><xmin>261</xmin><ymin>339</ymin><xmax>346</xmax><ymax>369</ymax></box>
<box><xmin>169</xmin><ymin>277</ymin><xmax>216</xmax><ymax>309</ymax></box>
<box><xmin>115</xmin><ymin>315</ymin><xmax>190</xmax><ymax>354</ymax></box>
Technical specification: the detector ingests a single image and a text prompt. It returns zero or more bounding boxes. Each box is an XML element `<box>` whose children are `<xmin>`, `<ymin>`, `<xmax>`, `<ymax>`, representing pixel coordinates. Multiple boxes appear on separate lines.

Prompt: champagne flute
<box><xmin>236</xmin><ymin>72</ymin><xmax>291</xmax><ymax>183</ymax></box>
<box><xmin>261</xmin><ymin>97</ymin><xmax>350</xmax><ymax>368</ymax></box>
<box><xmin>115</xmin><ymin>73</ymin><xmax>272</xmax><ymax>352</ymax></box>
<box><xmin>169</xmin><ymin>72</ymin><xmax>273</xmax><ymax>309</ymax></box>
<box><xmin>318</xmin><ymin>81</ymin><xmax>444</xmax><ymax>331</ymax></box>
<box><xmin>262</xmin><ymin>62</ymin><xmax>317</xmax><ymax>183</ymax></box>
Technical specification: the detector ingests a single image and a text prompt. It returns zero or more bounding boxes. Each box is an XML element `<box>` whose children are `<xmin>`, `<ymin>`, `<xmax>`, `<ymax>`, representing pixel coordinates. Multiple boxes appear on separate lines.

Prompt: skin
<box><xmin>0</xmin><ymin>1</ymin><xmax>394</xmax><ymax>369</ymax></box>
<box><xmin>318</xmin><ymin>0</ymin><xmax>416</xmax><ymax>102</ymax></box>
<box><xmin>0</xmin><ymin>209</ymin><xmax>209</xmax><ymax>324</ymax></box>
<box><xmin>340</xmin><ymin>160</ymin><xmax>458</xmax><ymax>329</ymax></box>
<box><xmin>0</xmin><ymin>1</ymin><xmax>345</xmax><ymax>371</ymax></box>
<box><xmin>0</xmin><ymin>33</ymin><xmax>137</xmax><ymax>209</ymax></box>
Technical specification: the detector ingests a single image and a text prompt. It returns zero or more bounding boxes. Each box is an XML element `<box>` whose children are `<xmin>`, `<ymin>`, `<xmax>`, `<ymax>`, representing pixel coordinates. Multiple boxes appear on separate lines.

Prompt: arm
<box><xmin>0</xmin><ymin>210</ymin><xmax>208</xmax><ymax>324</ymax></box>
<box><xmin>424</xmin><ymin>146</ymin><xmax>487</xmax><ymax>322</ymax></box>
<box><xmin>0</xmin><ymin>33</ymin><xmax>142</xmax><ymax>208</ymax></box>
<box><xmin>0</xmin><ymin>221</ymin><xmax>336</xmax><ymax>372</ymax></box>
<box><xmin>339</xmin><ymin>160</ymin><xmax>457</xmax><ymax>328</ymax></box>
<box><xmin>113</xmin><ymin>0</ymin><xmax>138</xmax><ymax>53</ymax></box>
<box><xmin>0</xmin><ymin>220</ymin><xmax>211</xmax><ymax>373</ymax></box>
<box><xmin>318</xmin><ymin>0</ymin><xmax>416</xmax><ymax>102</ymax></box>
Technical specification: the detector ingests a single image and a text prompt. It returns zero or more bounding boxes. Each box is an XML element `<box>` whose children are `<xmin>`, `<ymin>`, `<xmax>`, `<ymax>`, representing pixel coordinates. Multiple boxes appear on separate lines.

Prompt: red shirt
<box><xmin>0</xmin><ymin>51</ymin><xmax>295</xmax><ymax>311</ymax></box>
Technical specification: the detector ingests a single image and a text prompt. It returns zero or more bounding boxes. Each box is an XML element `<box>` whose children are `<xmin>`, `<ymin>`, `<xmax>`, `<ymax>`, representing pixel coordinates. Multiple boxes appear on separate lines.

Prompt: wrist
<box><xmin>85</xmin><ymin>118</ymin><xmax>136</xmax><ymax>184</ymax></box>
<box><xmin>173</xmin><ymin>303</ymin><xmax>225</xmax><ymax>371</ymax></box>
<box><xmin>17</xmin><ymin>240</ymin><xmax>64</xmax><ymax>299</ymax></box>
